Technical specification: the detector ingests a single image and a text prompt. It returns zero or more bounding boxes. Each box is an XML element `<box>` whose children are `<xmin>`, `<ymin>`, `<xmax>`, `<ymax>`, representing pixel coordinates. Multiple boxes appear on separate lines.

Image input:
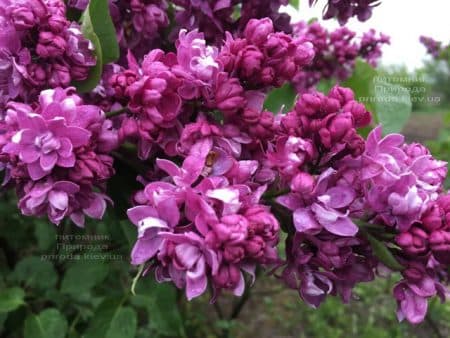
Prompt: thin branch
<box><xmin>230</xmin><ymin>286</ymin><xmax>252</xmax><ymax>320</ymax></box>
<box><xmin>106</xmin><ymin>107</ymin><xmax>129</xmax><ymax>118</ymax></box>
<box><xmin>131</xmin><ymin>264</ymin><xmax>145</xmax><ymax>295</ymax></box>
<box><xmin>111</xmin><ymin>151</ymin><xmax>147</xmax><ymax>173</ymax></box>
<box><xmin>209</xmin><ymin>284</ymin><xmax>224</xmax><ymax>320</ymax></box>
<box><xmin>263</xmin><ymin>188</ymin><xmax>290</xmax><ymax>200</ymax></box>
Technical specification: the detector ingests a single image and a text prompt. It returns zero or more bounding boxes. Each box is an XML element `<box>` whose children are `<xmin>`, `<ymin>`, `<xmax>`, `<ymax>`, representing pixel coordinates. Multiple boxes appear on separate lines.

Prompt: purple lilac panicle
<box><xmin>0</xmin><ymin>0</ymin><xmax>95</xmax><ymax>103</ymax></box>
<box><xmin>0</xmin><ymin>87</ymin><xmax>117</xmax><ymax>225</ymax></box>
<box><xmin>309</xmin><ymin>0</ymin><xmax>381</xmax><ymax>25</ymax></box>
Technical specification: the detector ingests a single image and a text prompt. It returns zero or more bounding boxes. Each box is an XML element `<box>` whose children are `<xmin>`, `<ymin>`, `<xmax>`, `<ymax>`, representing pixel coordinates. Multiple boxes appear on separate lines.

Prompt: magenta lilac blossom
<box><xmin>0</xmin><ymin>87</ymin><xmax>117</xmax><ymax>225</ymax></box>
<box><xmin>0</xmin><ymin>0</ymin><xmax>95</xmax><ymax>103</ymax></box>
<box><xmin>292</xmin><ymin>21</ymin><xmax>389</xmax><ymax>92</ymax></box>
<box><xmin>309</xmin><ymin>0</ymin><xmax>381</xmax><ymax>25</ymax></box>
<box><xmin>1</xmin><ymin>0</ymin><xmax>450</xmax><ymax>326</ymax></box>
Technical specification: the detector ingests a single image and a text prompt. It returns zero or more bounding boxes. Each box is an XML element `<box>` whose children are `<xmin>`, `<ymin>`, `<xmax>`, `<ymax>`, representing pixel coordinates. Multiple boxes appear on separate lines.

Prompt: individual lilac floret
<box><xmin>277</xmin><ymin>168</ymin><xmax>359</xmax><ymax>238</ymax></box>
<box><xmin>393</xmin><ymin>264</ymin><xmax>446</xmax><ymax>324</ymax></box>
<box><xmin>173</xmin><ymin>29</ymin><xmax>220</xmax><ymax>100</ymax></box>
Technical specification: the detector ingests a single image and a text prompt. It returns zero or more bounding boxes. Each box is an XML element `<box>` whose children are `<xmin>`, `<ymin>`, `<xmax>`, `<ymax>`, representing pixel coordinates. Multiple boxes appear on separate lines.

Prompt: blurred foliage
<box><xmin>377</xmin><ymin>57</ymin><xmax>450</xmax><ymax>113</ymax></box>
<box><xmin>0</xmin><ymin>192</ymin><xmax>188</xmax><ymax>338</ymax></box>
<box><xmin>427</xmin><ymin>111</ymin><xmax>450</xmax><ymax>190</ymax></box>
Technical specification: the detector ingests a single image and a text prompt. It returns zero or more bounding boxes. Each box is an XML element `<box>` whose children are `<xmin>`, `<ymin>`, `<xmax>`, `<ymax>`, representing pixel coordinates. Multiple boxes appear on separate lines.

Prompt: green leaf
<box><xmin>342</xmin><ymin>59</ymin><xmax>412</xmax><ymax>134</ymax></box>
<box><xmin>290</xmin><ymin>0</ymin><xmax>300</xmax><ymax>8</ymax></box>
<box><xmin>73</xmin><ymin>13</ymin><xmax>103</xmax><ymax>92</ymax></box>
<box><xmin>264</xmin><ymin>84</ymin><xmax>297</xmax><ymax>114</ymax></box>
<box><xmin>24</xmin><ymin>309</ymin><xmax>68</xmax><ymax>338</ymax></box>
<box><xmin>84</xmin><ymin>297</ymin><xmax>136</xmax><ymax>338</ymax></box>
<box><xmin>83</xmin><ymin>0</ymin><xmax>119</xmax><ymax>64</ymax></box>
<box><xmin>74</xmin><ymin>0</ymin><xmax>120</xmax><ymax>91</ymax></box>
<box><xmin>365</xmin><ymin>233</ymin><xmax>403</xmax><ymax>271</ymax></box>
<box><xmin>0</xmin><ymin>313</ymin><xmax>7</xmax><ymax>333</ymax></box>
<box><xmin>34</xmin><ymin>220</ymin><xmax>56</xmax><ymax>251</ymax></box>
<box><xmin>11</xmin><ymin>257</ymin><xmax>58</xmax><ymax>290</ymax></box>
<box><xmin>0</xmin><ymin>249</ymin><xmax>9</xmax><ymax>278</ymax></box>
<box><xmin>373</xmin><ymin>81</ymin><xmax>412</xmax><ymax>134</ymax></box>
<box><xmin>120</xmin><ymin>220</ymin><xmax>137</xmax><ymax>249</ymax></box>
<box><xmin>316</xmin><ymin>79</ymin><xmax>335</xmax><ymax>94</ymax></box>
<box><xmin>342</xmin><ymin>59</ymin><xmax>377</xmax><ymax>113</ymax></box>
<box><xmin>105</xmin><ymin>307</ymin><xmax>137</xmax><ymax>338</ymax></box>
<box><xmin>132</xmin><ymin>278</ymin><xmax>185</xmax><ymax>337</ymax></box>
<box><xmin>0</xmin><ymin>288</ymin><xmax>25</xmax><ymax>313</ymax></box>
<box><xmin>61</xmin><ymin>260</ymin><xmax>109</xmax><ymax>296</ymax></box>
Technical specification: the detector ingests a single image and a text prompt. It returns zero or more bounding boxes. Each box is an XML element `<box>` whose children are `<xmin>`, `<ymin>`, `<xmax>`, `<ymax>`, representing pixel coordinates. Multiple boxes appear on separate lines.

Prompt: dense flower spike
<box><xmin>67</xmin><ymin>0</ymin><xmax>295</xmax><ymax>58</ymax></box>
<box><xmin>293</xmin><ymin>21</ymin><xmax>389</xmax><ymax>92</ymax></box>
<box><xmin>420</xmin><ymin>36</ymin><xmax>447</xmax><ymax>59</ymax></box>
<box><xmin>0</xmin><ymin>87</ymin><xmax>117</xmax><ymax>225</ymax></box>
<box><xmin>128</xmin><ymin>154</ymin><xmax>279</xmax><ymax>299</ymax></box>
<box><xmin>172</xmin><ymin>0</ymin><xmax>292</xmax><ymax>45</ymax></box>
<box><xmin>219</xmin><ymin>18</ymin><xmax>314</xmax><ymax>88</ymax></box>
<box><xmin>271</xmin><ymin>86</ymin><xmax>449</xmax><ymax>322</ymax></box>
<box><xmin>309</xmin><ymin>0</ymin><xmax>381</xmax><ymax>25</ymax></box>
<box><xmin>0</xmin><ymin>0</ymin><xmax>95</xmax><ymax>103</ymax></box>
<box><xmin>1</xmin><ymin>0</ymin><xmax>450</xmax><ymax>326</ymax></box>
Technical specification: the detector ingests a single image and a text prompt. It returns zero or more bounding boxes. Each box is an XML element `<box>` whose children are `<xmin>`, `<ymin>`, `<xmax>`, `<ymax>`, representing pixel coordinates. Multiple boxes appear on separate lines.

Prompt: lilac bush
<box><xmin>1</xmin><ymin>0</ymin><xmax>449</xmax><ymax>328</ymax></box>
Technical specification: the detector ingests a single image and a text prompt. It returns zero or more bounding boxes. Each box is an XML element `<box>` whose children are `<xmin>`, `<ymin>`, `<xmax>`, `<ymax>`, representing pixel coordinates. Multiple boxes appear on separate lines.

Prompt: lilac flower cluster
<box><xmin>271</xmin><ymin>87</ymin><xmax>375</xmax><ymax>304</ymax></box>
<box><xmin>68</xmin><ymin>0</ymin><xmax>169</xmax><ymax>60</ymax></box>
<box><xmin>0</xmin><ymin>87</ymin><xmax>118</xmax><ymax>225</ymax></box>
<box><xmin>275</xmin><ymin>93</ymin><xmax>449</xmax><ymax>323</ymax></box>
<box><xmin>111</xmin><ymin>0</ymin><xmax>169</xmax><ymax>59</ymax></box>
<box><xmin>0</xmin><ymin>0</ymin><xmax>95</xmax><ymax>104</ymax></box>
<box><xmin>361</xmin><ymin>130</ymin><xmax>449</xmax><ymax>323</ymax></box>
<box><xmin>309</xmin><ymin>0</ymin><xmax>381</xmax><ymax>25</ymax></box>
<box><xmin>420</xmin><ymin>36</ymin><xmax>446</xmax><ymax>59</ymax></box>
<box><xmin>99</xmin><ymin>17</ymin><xmax>446</xmax><ymax>320</ymax></box>
<box><xmin>172</xmin><ymin>0</ymin><xmax>292</xmax><ymax>45</ymax></box>
<box><xmin>219</xmin><ymin>18</ymin><xmax>314</xmax><ymax>89</ymax></box>
<box><xmin>293</xmin><ymin>21</ymin><xmax>389</xmax><ymax>92</ymax></box>
<box><xmin>1</xmin><ymin>0</ymin><xmax>450</xmax><ymax>325</ymax></box>
<box><xmin>111</xmin><ymin>18</ymin><xmax>314</xmax><ymax>159</ymax></box>
<box><xmin>129</xmin><ymin>152</ymin><xmax>279</xmax><ymax>299</ymax></box>
<box><xmin>100</xmin><ymin>18</ymin><xmax>310</xmax><ymax>299</ymax></box>
<box><xmin>68</xmin><ymin>0</ymin><xmax>294</xmax><ymax>59</ymax></box>
<box><xmin>86</xmin><ymin>18</ymin><xmax>449</xmax><ymax>321</ymax></box>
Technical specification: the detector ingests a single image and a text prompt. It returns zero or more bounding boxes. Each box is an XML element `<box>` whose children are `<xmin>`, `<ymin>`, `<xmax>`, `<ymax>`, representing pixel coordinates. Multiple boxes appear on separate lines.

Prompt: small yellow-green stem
<box><xmin>131</xmin><ymin>264</ymin><xmax>145</xmax><ymax>295</ymax></box>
